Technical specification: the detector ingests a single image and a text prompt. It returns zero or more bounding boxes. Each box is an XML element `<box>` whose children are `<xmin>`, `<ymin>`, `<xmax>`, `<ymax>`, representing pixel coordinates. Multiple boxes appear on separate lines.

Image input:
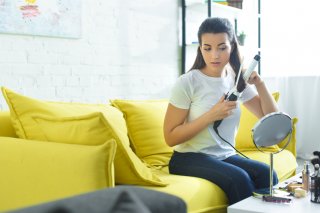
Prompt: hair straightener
<box><xmin>214</xmin><ymin>54</ymin><xmax>261</xmax><ymax>130</ymax></box>
<box><xmin>213</xmin><ymin>54</ymin><xmax>261</xmax><ymax>158</ymax></box>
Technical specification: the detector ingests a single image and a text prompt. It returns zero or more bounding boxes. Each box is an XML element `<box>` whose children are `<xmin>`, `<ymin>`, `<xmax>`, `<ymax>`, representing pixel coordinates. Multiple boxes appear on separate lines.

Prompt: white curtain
<box><xmin>264</xmin><ymin>76</ymin><xmax>320</xmax><ymax>159</ymax></box>
<box><xmin>259</xmin><ymin>0</ymin><xmax>320</xmax><ymax>159</ymax></box>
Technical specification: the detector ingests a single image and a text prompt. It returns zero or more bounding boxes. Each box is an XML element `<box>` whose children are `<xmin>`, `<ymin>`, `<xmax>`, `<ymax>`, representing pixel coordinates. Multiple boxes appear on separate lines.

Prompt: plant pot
<box><xmin>237</xmin><ymin>34</ymin><xmax>246</xmax><ymax>46</ymax></box>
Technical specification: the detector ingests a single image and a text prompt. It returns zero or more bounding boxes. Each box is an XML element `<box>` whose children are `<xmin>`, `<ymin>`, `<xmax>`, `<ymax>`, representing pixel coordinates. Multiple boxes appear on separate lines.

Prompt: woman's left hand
<box><xmin>246</xmin><ymin>71</ymin><xmax>263</xmax><ymax>86</ymax></box>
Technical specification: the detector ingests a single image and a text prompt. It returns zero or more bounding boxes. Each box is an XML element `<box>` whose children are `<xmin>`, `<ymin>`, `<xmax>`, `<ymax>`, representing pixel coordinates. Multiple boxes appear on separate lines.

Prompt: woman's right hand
<box><xmin>207</xmin><ymin>95</ymin><xmax>237</xmax><ymax>122</ymax></box>
<box><xmin>163</xmin><ymin>95</ymin><xmax>237</xmax><ymax>147</ymax></box>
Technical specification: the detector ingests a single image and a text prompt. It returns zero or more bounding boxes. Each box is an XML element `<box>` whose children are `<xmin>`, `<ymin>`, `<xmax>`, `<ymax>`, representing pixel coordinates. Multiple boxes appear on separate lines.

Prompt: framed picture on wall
<box><xmin>0</xmin><ymin>0</ymin><xmax>81</xmax><ymax>38</ymax></box>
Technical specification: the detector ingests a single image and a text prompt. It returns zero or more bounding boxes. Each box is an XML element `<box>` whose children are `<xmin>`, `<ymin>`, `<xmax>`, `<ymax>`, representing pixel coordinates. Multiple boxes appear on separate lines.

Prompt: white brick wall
<box><xmin>0</xmin><ymin>0</ymin><xmax>179</xmax><ymax>109</ymax></box>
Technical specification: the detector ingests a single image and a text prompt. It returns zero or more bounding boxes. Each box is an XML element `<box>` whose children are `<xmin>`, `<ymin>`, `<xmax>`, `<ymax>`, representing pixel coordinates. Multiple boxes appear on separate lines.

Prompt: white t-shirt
<box><xmin>169</xmin><ymin>68</ymin><xmax>257</xmax><ymax>160</ymax></box>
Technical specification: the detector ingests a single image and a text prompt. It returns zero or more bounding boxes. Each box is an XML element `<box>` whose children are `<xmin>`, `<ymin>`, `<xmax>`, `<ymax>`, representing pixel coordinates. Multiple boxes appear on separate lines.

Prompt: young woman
<box><xmin>164</xmin><ymin>17</ymin><xmax>279</xmax><ymax>204</ymax></box>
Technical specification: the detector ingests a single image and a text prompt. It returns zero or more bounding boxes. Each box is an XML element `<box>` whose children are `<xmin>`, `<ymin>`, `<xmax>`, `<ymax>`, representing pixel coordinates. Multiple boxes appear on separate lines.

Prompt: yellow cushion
<box><xmin>1</xmin><ymin>87</ymin><xmax>167</xmax><ymax>186</ymax></box>
<box><xmin>242</xmin><ymin>150</ymin><xmax>297</xmax><ymax>182</ymax></box>
<box><xmin>0</xmin><ymin>111</ymin><xmax>17</xmax><ymax>137</ymax></box>
<box><xmin>0</xmin><ymin>137</ymin><xmax>116</xmax><ymax>212</ymax></box>
<box><xmin>111</xmin><ymin>99</ymin><xmax>173</xmax><ymax>167</ymax></box>
<box><xmin>236</xmin><ymin>92</ymin><xmax>280</xmax><ymax>151</ymax></box>
<box><xmin>33</xmin><ymin>112</ymin><xmax>112</xmax><ymax>145</ymax></box>
<box><xmin>278</xmin><ymin>117</ymin><xmax>298</xmax><ymax>157</ymax></box>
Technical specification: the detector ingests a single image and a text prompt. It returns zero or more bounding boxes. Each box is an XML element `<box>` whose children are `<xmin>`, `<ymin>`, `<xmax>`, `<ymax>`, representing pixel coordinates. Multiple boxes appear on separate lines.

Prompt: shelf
<box><xmin>186</xmin><ymin>1</ymin><xmax>242</xmax><ymax>15</ymax></box>
<box><xmin>210</xmin><ymin>2</ymin><xmax>242</xmax><ymax>17</ymax></box>
<box><xmin>181</xmin><ymin>0</ymin><xmax>260</xmax><ymax>74</ymax></box>
<box><xmin>185</xmin><ymin>2</ymin><xmax>243</xmax><ymax>45</ymax></box>
<box><xmin>185</xmin><ymin>0</ymin><xmax>205</xmax><ymax>7</ymax></box>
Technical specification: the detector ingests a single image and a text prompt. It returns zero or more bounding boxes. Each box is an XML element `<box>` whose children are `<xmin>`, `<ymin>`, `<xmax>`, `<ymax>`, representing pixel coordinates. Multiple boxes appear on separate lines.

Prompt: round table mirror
<box><xmin>252</xmin><ymin>112</ymin><xmax>293</xmax><ymax>197</ymax></box>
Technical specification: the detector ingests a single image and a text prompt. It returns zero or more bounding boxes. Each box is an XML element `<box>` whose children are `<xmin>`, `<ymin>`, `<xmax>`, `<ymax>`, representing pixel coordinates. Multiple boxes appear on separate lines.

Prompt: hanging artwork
<box><xmin>0</xmin><ymin>0</ymin><xmax>81</xmax><ymax>38</ymax></box>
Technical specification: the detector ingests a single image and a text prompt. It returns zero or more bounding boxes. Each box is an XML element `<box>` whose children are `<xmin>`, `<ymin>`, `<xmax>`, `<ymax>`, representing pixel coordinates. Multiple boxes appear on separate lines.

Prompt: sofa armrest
<box><xmin>277</xmin><ymin>117</ymin><xmax>298</xmax><ymax>157</ymax></box>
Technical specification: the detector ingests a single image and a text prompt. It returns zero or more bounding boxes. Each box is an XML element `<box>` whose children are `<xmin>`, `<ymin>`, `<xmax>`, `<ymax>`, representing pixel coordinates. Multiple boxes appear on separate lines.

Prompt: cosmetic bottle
<box><xmin>302</xmin><ymin>161</ymin><xmax>310</xmax><ymax>192</ymax></box>
<box><xmin>310</xmin><ymin>164</ymin><xmax>320</xmax><ymax>203</ymax></box>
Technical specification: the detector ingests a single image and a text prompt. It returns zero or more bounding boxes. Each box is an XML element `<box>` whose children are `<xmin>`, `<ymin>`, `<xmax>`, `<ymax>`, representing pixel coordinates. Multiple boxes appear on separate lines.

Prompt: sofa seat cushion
<box><xmin>143</xmin><ymin>169</ymin><xmax>228</xmax><ymax>213</ymax></box>
<box><xmin>0</xmin><ymin>137</ymin><xmax>116</xmax><ymax>212</ymax></box>
<box><xmin>143</xmin><ymin>148</ymin><xmax>296</xmax><ymax>213</ymax></box>
<box><xmin>1</xmin><ymin>87</ymin><xmax>167</xmax><ymax>186</ymax></box>
<box><xmin>242</xmin><ymin>149</ymin><xmax>297</xmax><ymax>182</ymax></box>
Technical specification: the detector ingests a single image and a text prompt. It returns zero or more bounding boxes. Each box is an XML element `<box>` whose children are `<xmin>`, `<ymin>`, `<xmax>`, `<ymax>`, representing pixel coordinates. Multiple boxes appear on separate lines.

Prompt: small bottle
<box><xmin>310</xmin><ymin>164</ymin><xmax>320</xmax><ymax>203</ymax></box>
<box><xmin>302</xmin><ymin>161</ymin><xmax>310</xmax><ymax>192</ymax></box>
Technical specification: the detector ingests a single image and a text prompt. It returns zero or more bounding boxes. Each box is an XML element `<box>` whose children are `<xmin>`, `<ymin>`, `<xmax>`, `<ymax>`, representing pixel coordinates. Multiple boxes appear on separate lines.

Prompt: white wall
<box><xmin>0</xmin><ymin>0</ymin><xmax>179</xmax><ymax>109</ymax></box>
<box><xmin>262</xmin><ymin>0</ymin><xmax>320</xmax><ymax>77</ymax></box>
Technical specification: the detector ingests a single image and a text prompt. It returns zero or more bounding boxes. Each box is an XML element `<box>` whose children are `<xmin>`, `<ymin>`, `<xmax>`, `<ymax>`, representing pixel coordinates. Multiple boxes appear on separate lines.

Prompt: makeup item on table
<box><xmin>262</xmin><ymin>195</ymin><xmax>291</xmax><ymax>203</ymax></box>
<box><xmin>287</xmin><ymin>183</ymin><xmax>303</xmax><ymax>193</ymax></box>
<box><xmin>294</xmin><ymin>188</ymin><xmax>307</xmax><ymax>198</ymax></box>
<box><xmin>310</xmin><ymin>164</ymin><xmax>320</xmax><ymax>203</ymax></box>
<box><xmin>302</xmin><ymin>161</ymin><xmax>310</xmax><ymax>192</ymax></box>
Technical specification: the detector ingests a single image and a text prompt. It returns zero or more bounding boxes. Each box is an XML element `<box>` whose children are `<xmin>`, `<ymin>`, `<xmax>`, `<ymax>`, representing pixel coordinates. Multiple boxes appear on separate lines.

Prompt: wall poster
<box><xmin>0</xmin><ymin>0</ymin><xmax>81</xmax><ymax>38</ymax></box>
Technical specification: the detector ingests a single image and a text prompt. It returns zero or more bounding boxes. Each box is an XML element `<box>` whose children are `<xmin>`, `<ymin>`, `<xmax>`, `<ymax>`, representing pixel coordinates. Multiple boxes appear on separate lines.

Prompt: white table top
<box><xmin>227</xmin><ymin>194</ymin><xmax>318</xmax><ymax>213</ymax></box>
<box><xmin>227</xmin><ymin>173</ymin><xmax>320</xmax><ymax>213</ymax></box>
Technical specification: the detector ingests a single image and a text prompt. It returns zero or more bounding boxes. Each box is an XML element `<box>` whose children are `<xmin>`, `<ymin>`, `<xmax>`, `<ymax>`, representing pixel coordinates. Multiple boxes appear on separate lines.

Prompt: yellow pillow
<box><xmin>0</xmin><ymin>111</ymin><xmax>17</xmax><ymax>137</ymax></box>
<box><xmin>236</xmin><ymin>92</ymin><xmax>280</xmax><ymax>151</ymax></box>
<box><xmin>1</xmin><ymin>87</ymin><xmax>167</xmax><ymax>186</ymax></box>
<box><xmin>111</xmin><ymin>99</ymin><xmax>173</xmax><ymax>167</ymax></box>
<box><xmin>0</xmin><ymin>137</ymin><xmax>115</xmax><ymax>212</ymax></box>
<box><xmin>33</xmin><ymin>112</ymin><xmax>112</xmax><ymax>145</ymax></box>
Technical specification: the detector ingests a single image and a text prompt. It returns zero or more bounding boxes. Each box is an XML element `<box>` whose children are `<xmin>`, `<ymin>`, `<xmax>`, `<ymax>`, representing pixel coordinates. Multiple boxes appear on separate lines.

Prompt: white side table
<box><xmin>227</xmin><ymin>194</ymin><xmax>318</xmax><ymax>213</ymax></box>
<box><xmin>227</xmin><ymin>173</ymin><xmax>319</xmax><ymax>213</ymax></box>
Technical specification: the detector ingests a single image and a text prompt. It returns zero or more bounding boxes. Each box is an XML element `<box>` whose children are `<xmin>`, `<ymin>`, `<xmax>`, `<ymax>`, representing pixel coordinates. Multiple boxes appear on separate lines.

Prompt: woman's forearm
<box><xmin>255</xmin><ymin>81</ymin><xmax>279</xmax><ymax>114</ymax></box>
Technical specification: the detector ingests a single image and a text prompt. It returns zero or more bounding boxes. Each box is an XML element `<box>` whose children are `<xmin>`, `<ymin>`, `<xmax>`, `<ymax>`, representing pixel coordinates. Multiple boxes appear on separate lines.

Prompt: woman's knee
<box><xmin>232</xmin><ymin>169</ymin><xmax>255</xmax><ymax>189</ymax></box>
<box><xmin>255</xmin><ymin>164</ymin><xmax>278</xmax><ymax>187</ymax></box>
<box><xmin>225</xmin><ymin>171</ymin><xmax>254</xmax><ymax>204</ymax></box>
<box><xmin>272</xmin><ymin>170</ymin><xmax>279</xmax><ymax>185</ymax></box>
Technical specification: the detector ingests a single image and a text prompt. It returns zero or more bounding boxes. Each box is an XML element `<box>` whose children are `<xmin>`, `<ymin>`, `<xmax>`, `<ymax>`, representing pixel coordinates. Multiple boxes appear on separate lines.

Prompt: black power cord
<box><xmin>213</xmin><ymin>125</ymin><xmax>250</xmax><ymax>159</ymax></box>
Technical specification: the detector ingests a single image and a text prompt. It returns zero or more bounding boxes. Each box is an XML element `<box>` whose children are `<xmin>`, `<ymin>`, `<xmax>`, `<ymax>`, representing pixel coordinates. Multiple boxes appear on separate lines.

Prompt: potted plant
<box><xmin>237</xmin><ymin>31</ymin><xmax>246</xmax><ymax>46</ymax></box>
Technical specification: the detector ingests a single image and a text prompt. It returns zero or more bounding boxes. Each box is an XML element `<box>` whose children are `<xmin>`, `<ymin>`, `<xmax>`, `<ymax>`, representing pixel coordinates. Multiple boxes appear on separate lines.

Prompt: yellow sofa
<box><xmin>0</xmin><ymin>87</ymin><xmax>297</xmax><ymax>213</ymax></box>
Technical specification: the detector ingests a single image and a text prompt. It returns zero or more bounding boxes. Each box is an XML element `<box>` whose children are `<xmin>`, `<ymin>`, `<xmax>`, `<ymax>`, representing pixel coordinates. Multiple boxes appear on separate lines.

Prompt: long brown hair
<box><xmin>190</xmin><ymin>17</ymin><xmax>246</xmax><ymax>92</ymax></box>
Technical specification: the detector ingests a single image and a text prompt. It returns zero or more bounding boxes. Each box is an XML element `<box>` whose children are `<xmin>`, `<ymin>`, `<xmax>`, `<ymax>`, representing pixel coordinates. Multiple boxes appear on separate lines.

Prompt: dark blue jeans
<box><xmin>169</xmin><ymin>151</ymin><xmax>278</xmax><ymax>204</ymax></box>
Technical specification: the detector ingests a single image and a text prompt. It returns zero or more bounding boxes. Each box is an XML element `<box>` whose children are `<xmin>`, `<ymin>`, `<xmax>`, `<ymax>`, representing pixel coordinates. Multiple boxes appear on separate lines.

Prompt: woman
<box><xmin>163</xmin><ymin>17</ymin><xmax>278</xmax><ymax>204</ymax></box>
